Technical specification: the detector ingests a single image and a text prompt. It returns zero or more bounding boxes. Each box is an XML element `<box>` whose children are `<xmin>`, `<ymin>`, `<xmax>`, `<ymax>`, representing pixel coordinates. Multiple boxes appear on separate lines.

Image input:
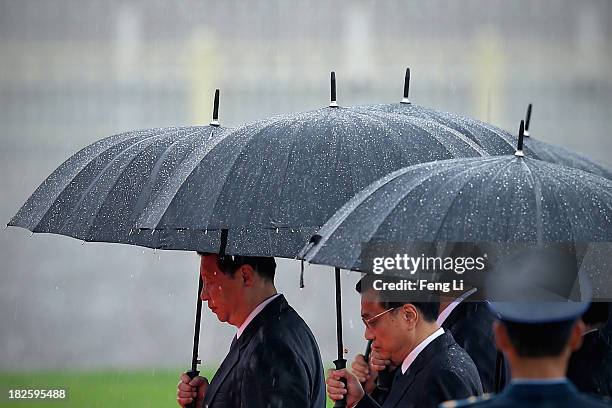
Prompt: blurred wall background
<box><xmin>1</xmin><ymin>0</ymin><xmax>611</xmax><ymax>371</ymax></box>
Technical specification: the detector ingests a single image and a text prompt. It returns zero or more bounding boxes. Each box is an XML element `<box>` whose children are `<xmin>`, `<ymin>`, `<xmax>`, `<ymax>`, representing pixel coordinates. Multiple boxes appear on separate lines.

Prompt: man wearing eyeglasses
<box><xmin>326</xmin><ymin>274</ymin><xmax>483</xmax><ymax>408</ymax></box>
<box><xmin>353</xmin><ymin>243</ymin><xmax>507</xmax><ymax>398</ymax></box>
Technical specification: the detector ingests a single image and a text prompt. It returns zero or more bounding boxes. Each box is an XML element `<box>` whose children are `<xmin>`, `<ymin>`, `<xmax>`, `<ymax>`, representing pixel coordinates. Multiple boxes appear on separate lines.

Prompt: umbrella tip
<box><xmin>329</xmin><ymin>71</ymin><xmax>339</xmax><ymax>108</ymax></box>
<box><xmin>210</xmin><ymin>89</ymin><xmax>220</xmax><ymax>127</ymax></box>
<box><xmin>515</xmin><ymin>120</ymin><xmax>525</xmax><ymax>157</ymax></box>
<box><xmin>524</xmin><ymin>103</ymin><xmax>532</xmax><ymax>137</ymax></box>
<box><xmin>401</xmin><ymin>67</ymin><xmax>411</xmax><ymax>104</ymax></box>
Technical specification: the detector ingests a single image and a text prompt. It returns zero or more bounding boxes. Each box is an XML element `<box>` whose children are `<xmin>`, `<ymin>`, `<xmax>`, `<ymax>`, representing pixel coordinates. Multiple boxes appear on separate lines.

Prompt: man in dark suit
<box><xmin>568</xmin><ymin>302</ymin><xmax>612</xmax><ymax>397</ymax></box>
<box><xmin>440</xmin><ymin>298</ymin><xmax>508</xmax><ymax>393</ymax></box>
<box><xmin>176</xmin><ymin>254</ymin><xmax>325</xmax><ymax>408</ymax></box>
<box><xmin>352</xmin><ymin>243</ymin><xmax>507</xmax><ymax>398</ymax></box>
<box><xmin>327</xmin><ymin>274</ymin><xmax>483</xmax><ymax>408</ymax></box>
<box><xmin>443</xmin><ymin>248</ymin><xmax>611</xmax><ymax>407</ymax></box>
<box><xmin>353</xmin><ymin>294</ymin><xmax>506</xmax><ymax>398</ymax></box>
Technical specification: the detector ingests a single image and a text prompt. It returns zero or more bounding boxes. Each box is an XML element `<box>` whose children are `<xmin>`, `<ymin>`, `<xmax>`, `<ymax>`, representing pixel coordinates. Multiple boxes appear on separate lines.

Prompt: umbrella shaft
<box><xmin>191</xmin><ymin>275</ymin><xmax>204</xmax><ymax>371</ymax></box>
<box><xmin>335</xmin><ymin>267</ymin><xmax>344</xmax><ymax>360</ymax></box>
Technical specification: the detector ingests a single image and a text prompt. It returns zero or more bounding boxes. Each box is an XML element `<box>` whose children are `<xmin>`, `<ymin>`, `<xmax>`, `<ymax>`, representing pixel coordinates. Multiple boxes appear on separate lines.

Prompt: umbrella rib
<box><xmin>420</xmin><ymin>158</ymin><xmax>503</xmax><ymax>242</ymax></box>
<box><xmin>355</xmin><ymin>111</ymin><xmax>481</xmax><ymax>159</ymax></box>
<box><xmin>313</xmin><ymin>159</ymin><xmax>474</xmax><ymax>262</ymax></box>
<box><xmin>542</xmin><ymin>161</ymin><xmax>612</xmax><ymax>242</ymax></box>
<box><xmin>520</xmin><ymin>160</ymin><xmax>544</xmax><ymax>244</ymax></box>
<box><xmin>135</xmin><ymin>122</ymin><xmax>235</xmax><ymax>228</ymax></box>
<box><xmin>540</xmin><ymin>143</ymin><xmax>612</xmax><ymax>180</ymax></box>
<box><xmin>352</xmin><ymin>109</ymin><xmax>488</xmax><ymax>168</ymax></box>
<box><xmin>137</xmin><ymin>114</ymin><xmax>308</xmax><ymax>230</ymax></box>
<box><xmin>342</xmin><ymin>113</ymin><xmax>360</xmax><ymax>199</ymax></box>
<box><xmin>410</xmin><ymin>117</ymin><xmax>488</xmax><ymax>157</ymax></box>
<box><xmin>11</xmin><ymin>130</ymin><xmax>146</xmax><ymax>230</ymax></box>
<box><xmin>57</xmin><ymin>128</ymin><xmax>198</xmax><ymax>236</ymax></box>
<box><xmin>364</xmin><ymin>164</ymin><xmax>460</xmax><ymax>244</ymax></box>
<box><xmin>27</xmin><ymin>130</ymin><xmax>159</xmax><ymax>231</ymax></box>
<box><xmin>430</xmin><ymin>109</ymin><xmax>518</xmax><ymax>152</ymax></box>
<box><xmin>309</xmin><ymin>165</ymin><xmax>420</xmax><ymax>254</ymax></box>
<box><xmin>200</xmin><ymin>121</ymin><xmax>287</xmax><ymax>230</ymax></box>
<box><xmin>270</xmin><ymin>113</ymin><xmax>320</xmax><ymax>228</ymax></box>
<box><xmin>80</xmin><ymin>127</ymin><xmax>210</xmax><ymax>239</ymax></box>
<box><xmin>130</xmin><ymin>127</ymin><xmax>211</xmax><ymax>221</ymax></box>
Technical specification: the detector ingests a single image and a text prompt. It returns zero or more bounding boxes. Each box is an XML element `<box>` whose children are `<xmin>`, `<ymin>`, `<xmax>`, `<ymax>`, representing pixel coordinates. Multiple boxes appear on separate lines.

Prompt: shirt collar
<box><xmin>236</xmin><ymin>293</ymin><xmax>281</xmax><ymax>339</ymax></box>
<box><xmin>436</xmin><ymin>287</ymin><xmax>478</xmax><ymax>326</ymax></box>
<box><xmin>401</xmin><ymin>327</ymin><xmax>445</xmax><ymax>374</ymax></box>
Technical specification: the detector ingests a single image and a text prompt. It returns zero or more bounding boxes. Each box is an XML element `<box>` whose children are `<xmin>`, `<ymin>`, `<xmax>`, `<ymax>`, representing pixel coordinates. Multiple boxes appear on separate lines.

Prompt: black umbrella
<box><xmin>300</xmin><ymin>120</ymin><xmax>612</xmax><ymax>397</ymax></box>
<box><xmin>135</xmin><ymin>72</ymin><xmax>488</xmax><ymax>258</ymax></box>
<box><xmin>133</xmin><ymin>72</ymin><xmax>492</xmax><ymax>407</ymax></box>
<box><xmin>300</xmin><ymin>120</ymin><xmax>612</xmax><ymax>271</ymax></box>
<box><xmin>9</xmin><ymin>90</ymin><xmax>229</xmax><ymax>246</ymax></box>
<box><xmin>359</xmin><ymin>68</ymin><xmax>612</xmax><ymax>180</ymax></box>
<box><xmin>8</xmin><ymin>90</ymin><xmax>229</xmax><ymax>408</ymax></box>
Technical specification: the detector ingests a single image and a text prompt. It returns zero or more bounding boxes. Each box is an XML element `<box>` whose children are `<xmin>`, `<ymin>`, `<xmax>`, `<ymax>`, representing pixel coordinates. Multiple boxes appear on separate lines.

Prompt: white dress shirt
<box><xmin>436</xmin><ymin>287</ymin><xmax>478</xmax><ymax>326</ymax></box>
<box><xmin>236</xmin><ymin>293</ymin><xmax>281</xmax><ymax>339</ymax></box>
<box><xmin>401</xmin><ymin>327</ymin><xmax>445</xmax><ymax>374</ymax></box>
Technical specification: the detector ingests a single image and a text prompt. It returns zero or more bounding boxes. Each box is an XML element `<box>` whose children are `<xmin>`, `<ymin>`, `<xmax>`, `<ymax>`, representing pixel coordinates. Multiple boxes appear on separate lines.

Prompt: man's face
<box><xmin>199</xmin><ymin>255</ymin><xmax>244</xmax><ymax>325</ymax></box>
<box><xmin>360</xmin><ymin>289</ymin><xmax>412</xmax><ymax>365</ymax></box>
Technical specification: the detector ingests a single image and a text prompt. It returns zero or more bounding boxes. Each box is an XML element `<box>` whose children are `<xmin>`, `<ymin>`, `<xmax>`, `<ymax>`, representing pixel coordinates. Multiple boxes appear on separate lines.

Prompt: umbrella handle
<box><xmin>333</xmin><ymin>358</ymin><xmax>348</xmax><ymax>408</ymax></box>
<box><xmin>363</xmin><ymin>340</ymin><xmax>393</xmax><ymax>391</ymax></box>
<box><xmin>185</xmin><ymin>370</ymin><xmax>200</xmax><ymax>408</ymax></box>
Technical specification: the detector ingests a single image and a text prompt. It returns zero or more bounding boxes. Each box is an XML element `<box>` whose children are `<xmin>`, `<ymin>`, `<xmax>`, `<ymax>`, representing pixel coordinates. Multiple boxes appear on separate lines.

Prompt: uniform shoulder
<box><xmin>439</xmin><ymin>393</ymin><xmax>495</xmax><ymax>408</ymax></box>
<box><xmin>575</xmin><ymin>392</ymin><xmax>612</xmax><ymax>407</ymax></box>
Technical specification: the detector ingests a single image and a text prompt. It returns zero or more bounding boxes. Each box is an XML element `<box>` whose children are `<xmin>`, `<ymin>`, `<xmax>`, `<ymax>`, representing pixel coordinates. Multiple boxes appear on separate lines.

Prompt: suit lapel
<box><xmin>383</xmin><ymin>332</ymin><xmax>453</xmax><ymax>408</ymax></box>
<box><xmin>382</xmin><ymin>367</ymin><xmax>419</xmax><ymax>408</ymax></box>
<box><xmin>202</xmin><ymin>295</ymin><xmax>288</xmax><ymax>406</ymax></box>
<box><xmin>202</xmin><ymin>340</ymin><xmax>241</xmax><ymax>406</ymax></box>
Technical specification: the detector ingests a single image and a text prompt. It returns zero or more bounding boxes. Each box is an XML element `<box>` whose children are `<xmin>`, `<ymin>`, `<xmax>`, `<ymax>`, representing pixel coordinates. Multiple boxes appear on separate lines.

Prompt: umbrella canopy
<box><xmin>8</xmin><ymin>90</ymin><xmax>229</xmax><ymax>247</ymax></box>
<box><xmin>135</xmin><ymin>72</ymin><xmax>489</xmax><ymax>258</ymax></box>
<box><xmin>8</xmin><ymin>90</ymin><xmax>229</xmax><ymax>401</ymax></box>
<box><xmin>301</xmin><ymin>121</ymin><xmax>612</xmax><ymax>272</ymax></box>
<box><xmin>358</xmin><ymin>69</ymin><xmax>612</xmax><ymax>179</ymax></box>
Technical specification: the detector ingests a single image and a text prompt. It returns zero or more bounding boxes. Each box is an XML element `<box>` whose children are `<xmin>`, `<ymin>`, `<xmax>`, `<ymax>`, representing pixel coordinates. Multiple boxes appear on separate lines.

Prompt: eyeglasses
<box><xmin>362</xmin><ymin>307</ymin><xmax>400</xmax><ymax>329</ymax></box>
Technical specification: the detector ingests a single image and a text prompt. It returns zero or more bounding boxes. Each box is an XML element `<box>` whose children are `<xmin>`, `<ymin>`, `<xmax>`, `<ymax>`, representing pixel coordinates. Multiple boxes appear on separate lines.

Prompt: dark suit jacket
<box><xmin>442</xmin><ymin>381</ymin><xmax>612</xmax><ymax>407</ymax></box>
<box><xmin>202</xmin><ymin>295</ymin><xmax>326</xmax><ymax>408</ymax></box>
<box><xmin>369</xmin><ymin>301</ymin><xmax>506</xmax><ymax>404</ymax></box>
<box><xmin>443</xmin><ymin>301</ymin><xmax>509</xmax><ymax>393</ymax></box>
<box><xmin>356</xmin><ymin>332</ymin><xmax>483</xmax><ymax>408</ymax></box>
<box><xmin>568</xmin><ymin>327</ymin><xmax>612</xmax><ymax>397</ymax></box>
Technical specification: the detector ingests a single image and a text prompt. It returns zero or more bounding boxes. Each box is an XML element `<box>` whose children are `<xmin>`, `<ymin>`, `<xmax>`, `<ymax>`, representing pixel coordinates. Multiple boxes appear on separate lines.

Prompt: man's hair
<box><xmin>501</xmin><ymin>319</ymin><xmax>576</xmax><ymax>358</ymax></box>
<box><xmin>355</xmin><ymin>275</ymin><xmax>439</xmax><ymax>322</ymax></box>
<box><xmin>198</xmin><ymin>252</ymin><xmax>276</xmax><ymax>282</ymax></box>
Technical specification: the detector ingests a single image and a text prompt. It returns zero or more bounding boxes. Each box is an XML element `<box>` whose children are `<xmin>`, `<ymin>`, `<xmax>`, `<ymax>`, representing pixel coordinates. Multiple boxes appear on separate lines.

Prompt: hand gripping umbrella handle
<box><xmin>185</xmin><ymin>370</ymin><xmax>200</xmax><ymax>408</ymax></box>
<box><xmin>333</xmin><ymin>358</ymin><xmax>348</xmax><ymax>408</ymax></box>
<box><xmin>364</xmin><ymin>340</ymin><xmax>392</xmax><ymax>391</ymax></box>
